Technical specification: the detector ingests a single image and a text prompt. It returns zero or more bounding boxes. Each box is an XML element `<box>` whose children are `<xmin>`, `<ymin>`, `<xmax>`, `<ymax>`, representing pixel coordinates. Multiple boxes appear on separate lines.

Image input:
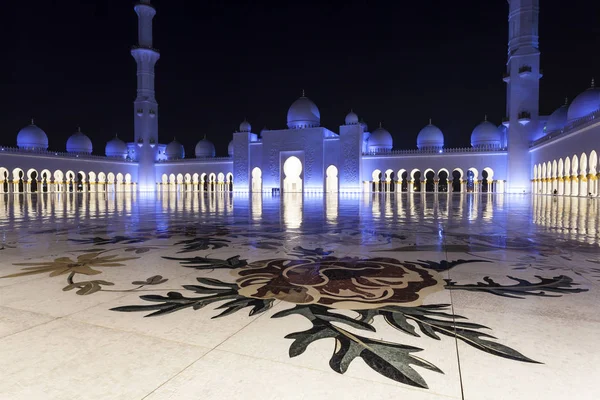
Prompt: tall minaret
<box><xmin>131</xmin><ymin>0</ymin><xmax>160</xmax><ymax>191</ymax></box>
<box><xmin>504</xmin><ymin>0</ymin><xmax>540</xmax><ymax>193</ymax></box>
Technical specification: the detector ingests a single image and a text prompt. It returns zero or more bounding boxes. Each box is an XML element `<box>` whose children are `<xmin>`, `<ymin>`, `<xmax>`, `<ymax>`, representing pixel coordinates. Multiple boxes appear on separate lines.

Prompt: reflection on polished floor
<box><xmin>0</xmin><ymin>192</ymin><xmax>598</xmax><ymax>400</ymax></box>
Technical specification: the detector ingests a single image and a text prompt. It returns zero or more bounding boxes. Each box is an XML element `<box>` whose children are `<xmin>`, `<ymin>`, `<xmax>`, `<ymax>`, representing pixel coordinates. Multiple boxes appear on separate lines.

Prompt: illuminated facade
<box><xmin>1</xmin><ymin>0</ymin><xmax>599</xmax><ymax>196</ymax></box>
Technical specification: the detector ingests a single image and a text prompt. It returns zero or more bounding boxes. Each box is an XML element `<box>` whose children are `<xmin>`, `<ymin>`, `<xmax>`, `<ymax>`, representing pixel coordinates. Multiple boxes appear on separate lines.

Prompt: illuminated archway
<box><xmin>326</xmin><ymin>165</ymin><xmax>338</xmax><ymax>193</ymax></box>
<box><xmin>283</xmin><ymin>156</ymin><xmax>303</xmax><ymax>193</ymax></box>
<box><xmin>252</xmin><ymin>167</ymin><xmax>262</xmax><ymax>193</ymax></box>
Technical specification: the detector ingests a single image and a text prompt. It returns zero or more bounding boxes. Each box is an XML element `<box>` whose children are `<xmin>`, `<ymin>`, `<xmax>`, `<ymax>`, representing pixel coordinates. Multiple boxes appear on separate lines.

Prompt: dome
<box><xmin>287</xmin><ymin>95</ymin><xmax>320</xmax><ymax>129</ymax></box>
<box><xmin>228</xmin><ymin>139</ymin><xmax>234</xmax><ymax>157</ymax></box>
<box><xmin>17</xmin><ymin>121</ymin><xmax>48</xmax><ymax>150</ymax></box>
<box><xmin>195</xmin><ymin>137</ymin><xmax>215</xmax><ymax>158</ymax></box>
<box><xmin>166</xmin><ymin>138</ymin><xmax>185</xmax><ymax>160</ymax></box>
<box><xmin>66</xmin><ymin>128</ymin><xmax>93</xmax><ymax>154</ymax></box>
<box><xmin>470</xmin><ymin>118</ymin><xmax>502</xmax><ymax>148</ymax></box>
<box><xmin>545</xmin><ymin>101</ymin><xmax>569</xmax><ymax>132</ymax></box>
<box><xmin>105</xmin><ymin>135</ymin><xmax>127</xmax><ymax>158</ymax></box>
<box><xmin>417</xmin><ymin>121</ymin><xmax>444</xmax><ymax>150</ymax></box>
<box><xmin>239</xmin><ymin>120</ymin><xmax>251</xmax><ymax>132</ymax></box>
<box><xmin>345</xmin><ymin>110</ymin><xmax>359</xmax><ymax>125</ymax></box>
<box><xmin>368</xmin><ymin>124</ymin><xmax>393</xmax><ymax>152</ymax></box>
<box><xmin>567</xmin><ymin>80</ymin><xmax>600</xmax><ymax>122</ymax></box>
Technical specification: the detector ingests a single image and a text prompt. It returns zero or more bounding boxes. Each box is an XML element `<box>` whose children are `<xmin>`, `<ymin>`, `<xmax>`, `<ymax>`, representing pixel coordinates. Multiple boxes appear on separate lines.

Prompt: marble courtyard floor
<box><xmin>0</xmin><ymin>192</ymin><xmax>599</xmax><ymax>400</ymax></box>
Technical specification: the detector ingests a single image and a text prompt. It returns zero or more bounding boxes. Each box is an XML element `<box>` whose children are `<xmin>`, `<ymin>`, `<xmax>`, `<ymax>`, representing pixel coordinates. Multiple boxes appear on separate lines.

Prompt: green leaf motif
<box><xmin>444</xmin><ymin>275</ymin><xmax>588</xmax><ymax>298</ymax></box>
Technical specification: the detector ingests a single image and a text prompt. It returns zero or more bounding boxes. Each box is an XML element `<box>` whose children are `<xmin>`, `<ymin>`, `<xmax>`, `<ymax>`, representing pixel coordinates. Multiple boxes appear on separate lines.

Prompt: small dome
<box><xmin>239</xmin><ymin>120</ymin><xmax>251</xmax><ymax>132</ymax></box>
<box><xmin>195</xmin><ymin>137</ymin><xmax>215</xmax><ymax>158</ymax></box>
<box><xmin>470</xmin><ymin>118</ymin><xmax>502</xmax><ymax>148</ymax></box>
<box><xmin>166</xmin><ymin>138</ymin><xmax>185</xmax><ymax>160</ymax></box>
<box><xmin>345</xmin><ymin>110</ymin><xmax>359</xmax><ymax>125</ymax></box>
<box><xmin>105</xmin><ymin>135</ymin><xmax>127</xmax><ymax>158</ymax></box>
<box><xmin>17</xmin><ymin>122</ymin><xmax>48</xmax><ymax>150</ymax></box>
<box><xmin>66</xmin><ymin>128</ymin><xmax>93</xmax><ymax>154</ymax></box>
<box><xmin>417</xmin><ymin>121</ymin><xmax>444</xmax><ymax>150</ymax></box>
<box><xmin>368</xmin><ymin>124</ymin><xmax>393</xmax><ymax>152</ymax></box>
<box><xmin>567</xmin><ymin>80</ymin><xmax>600</xmax><ymax>122</ymax></box>
<box><xmin>228</xmin><ymin>140</ymin><xmax>234</xmax><ymax>157</ymax></box>
<box><xmin>287</xmin><ymin>94</ymin><xmax>320</xmax><ymax>129</ymax></box>
<box><xmin>546</xmin><ymin>101</ymin><xmax>569</xmax><ymax>132</ymax></box>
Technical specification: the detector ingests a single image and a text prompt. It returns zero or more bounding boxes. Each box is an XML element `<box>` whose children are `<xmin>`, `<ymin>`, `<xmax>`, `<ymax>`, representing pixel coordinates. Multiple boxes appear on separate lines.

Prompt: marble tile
<box><xmin>144</xmin><ymin>350</ymin><xmax>461</xmax><ymax>400</ymax></box>
<box><xmin>0</xmin><ymin>306</ymin><xmax>55</xmax><ymax>338</ymax></box>
<box><xmin>455</xmin><ymin>309</ymin><xmax>600</xmax><ymax>400</ymax></box>
<box><xmin>0</xmin><ymin>318</ymin><xmax>209</xmax><ymax>400</ymax></box>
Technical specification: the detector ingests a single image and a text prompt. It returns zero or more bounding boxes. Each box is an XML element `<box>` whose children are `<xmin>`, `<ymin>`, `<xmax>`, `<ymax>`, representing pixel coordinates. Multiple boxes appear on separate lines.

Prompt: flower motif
<box><xmin>1</xmin><ymin>252</ymin><xmax>138</xmax><ymax>279</ymax></box>
<box><xmin>234</xmin><ymin>256</ymin><xmax>444</xmax><ymax>310</ymax></box>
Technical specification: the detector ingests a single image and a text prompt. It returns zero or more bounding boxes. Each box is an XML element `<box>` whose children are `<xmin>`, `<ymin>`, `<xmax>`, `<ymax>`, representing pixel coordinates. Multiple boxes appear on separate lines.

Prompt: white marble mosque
<box><xmin>1</xmin><ymin>0</ymin><xmax>599</xmax><ymax>196</ymax></box>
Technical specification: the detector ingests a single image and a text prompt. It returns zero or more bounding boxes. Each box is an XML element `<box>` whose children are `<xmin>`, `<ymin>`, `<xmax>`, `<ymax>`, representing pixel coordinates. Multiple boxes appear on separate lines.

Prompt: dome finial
<box><xmin>592</xmin><ymin>78</ymin><xmax>595</xmax><ymax>88</ymax></box>
<box><xmin>203</xmin><ymin>134</ymin><xmax>206</xmax><ymax>140</ymax></box>
<box><xmin>379</xmin><ymin>121</ymin><xmax>382</xmax><ymax>128</ymax></box>
<box><xmin>302</xmin><ymin>89</ymin><xmax>305</xmax><ymax>97</ymax></box>
<box><xmin>564</xmin><ymin>97</ymin><xmax>568</xmax><ymax>105</ymax></box>
<box><xmin>31</xmin><ymin>118</ymin><xmax>34</xmax><ymax>125</ymax></box>
<box><xmin>77</xmin><ymin>126</ymin><xmax>81</xmax><ymax>133</ymax></box>
<box><xmin>429</xmin><ymin>118</ymin><xmax>432</xmax><ymax>125</ymax></box>
<box><xmin>484</xmin><ymin>114</ymin><xmax>488</xmax><ymax>121</ymax></box>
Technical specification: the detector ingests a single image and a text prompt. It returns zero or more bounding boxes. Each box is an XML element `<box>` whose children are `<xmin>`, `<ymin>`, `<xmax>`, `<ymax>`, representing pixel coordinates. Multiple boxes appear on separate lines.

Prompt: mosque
<box><xmin>0</xmin><ymin>0</ymin><xmax>598</xmax><ymax>196</ymax></box>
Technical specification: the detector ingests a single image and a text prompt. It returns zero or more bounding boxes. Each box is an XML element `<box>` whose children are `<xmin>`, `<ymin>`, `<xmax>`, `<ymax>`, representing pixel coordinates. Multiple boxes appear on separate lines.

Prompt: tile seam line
<box><xmin>139</xmin><ymin>298</ymin><xmax>281</xmax><ymax>400</ymax></box>
<box><xmin>444</xmin><ymin>226</ymin><xmax>466</xmax><ymax>400</ymax></box>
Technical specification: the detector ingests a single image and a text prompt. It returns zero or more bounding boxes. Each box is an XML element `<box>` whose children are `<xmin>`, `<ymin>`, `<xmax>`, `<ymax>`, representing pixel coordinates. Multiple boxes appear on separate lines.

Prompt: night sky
<box><xmin>4</xmin><ymin>0</ymin><xmax>600</xmax><ymax>156</ymax></box>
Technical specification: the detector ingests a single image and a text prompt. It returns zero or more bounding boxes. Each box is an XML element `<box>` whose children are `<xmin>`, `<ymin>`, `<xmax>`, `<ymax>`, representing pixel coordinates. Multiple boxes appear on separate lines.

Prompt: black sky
<box><xmin>3</xmin><ymin>0</ymin><xmax>599</xmax><ymax>156</ymax></box>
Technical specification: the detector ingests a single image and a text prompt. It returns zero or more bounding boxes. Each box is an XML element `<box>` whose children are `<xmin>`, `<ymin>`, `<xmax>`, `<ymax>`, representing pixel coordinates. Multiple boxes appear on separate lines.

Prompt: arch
<box><xmin>26</xmin><ymin>168</ymin><xmax>39</xmax><ymax>193</ymax></box>
<box><xmin>590</xmin><ymin>151</ymin><xmax>598</xmax><ymax>174</ymax></box>
<box><xmin>541</xmin><ymin>163</ymin><xmax>547</xmax><ymax>179</ymax></box>
<box><xmin>372</xmin><ymin>169</ymin><xmax>382</xmax><ymax>192</ymax></box>
<box><xmin>283</xmin><ymin>156</ymin><xmax>303</xmax><ymax>193</ymax></box>
<box><xmin>116</xmin><ymin>172</ymin><xmax>124</xmax><ymax>182</ymax></box>
<box><xmin>558</xmin><ymin>158</ymin><xmax>564</xmax><ymax>177</ymax></box>
<box><xmin>12</xmin><ymin>168</ymin><xmax>25</xmax><ymax>193</ymax></box>
<box><xmin>226</xmin><ymin>172</ymin><xmax>234</xmax><ymax>192</ymax></box>
<box><xmin>217</xmin><ymin>172</ymin><xmax>225</xmax><ymax>183</ymax></box>
<box><xmin>192</xmin><ymin>173</ymin><xmax>199</xmax><ymax>184</ymax></box>
<box><xmin>209</xmin><ymin>173</ymin><xmax>216</xmax><ymax>192</ymax></box>
<box><xmin>397</xmin><ymin>168</ymin><xmax>408</xmax><ymax>192</ymax></box>
<box><xmin>412</xmin><ymin>169</ymin><xmax>422</xmax><ymax>192</ymax></box>
<box><xmin>571</xmin><ymin>155</ymin><xmax>579</xmax><ymax>176</ymax></box>
<box><xmin>424</xmin><ymin>169</ymin><xmax>435</xmax><ymax>192</ymax></box>
<box><xmin>125</xmin><ymin>173</ymin><xmax>132</xmax><ymax>184</ymax></box>
<box><xmin>580</xmin><ymin>152</ymin><xmax>588</xmax><ymax>174</ymax></box>
<box><xmin>551</xmin><ymin>160</ymin><xmax>557</xmax><ymax>178</ymax></box>
<box><xmin>40</xmin><ymin>169</ymin><xmax>52</xmax><ymax>192</ymax></box>
<box><xmin>184</xmin><ymin>173</ymin><xmax>191</xmax><ymax>183</ymax></box>
<box><xmin>161</xmin><ymin>174</ymin><xmax>168</xmax><ymax>185</ymax></box>
<box><xmin>451</xmin><ymin>168</ymin><xmax>463</xmax><ymax>193</ymax></box>
<box><xmin>437</xmin><ymin>168</ymin><xmax>449</xmax><ymax>192</ymax></box>
<box><xmin>176</xmin><ymin>173</ymin><xmax>184</xmax><ymax>183</ymax></box>
<box><xmin>326</xmin><ymin>165</ymin><xmax>338</xmax><ymax>193</ymax></box>
<box><xmin>252</xmin><ymin>167</ymin><xmax>262</xmax><ymax>193</ymax></box>
<box><xmin>533</xmin><ymin>164</ymin><xmax>538</xmax><ymax>179</ymax></box>
<box><xmin>467</xmin><ymin>167</ymin><xmax>479</xmax><ymax>180</ymax></box>
<box><xmin>169</xmin><ymin>173</ymin><xmax>176</xmax><ymax>185</ymax></box>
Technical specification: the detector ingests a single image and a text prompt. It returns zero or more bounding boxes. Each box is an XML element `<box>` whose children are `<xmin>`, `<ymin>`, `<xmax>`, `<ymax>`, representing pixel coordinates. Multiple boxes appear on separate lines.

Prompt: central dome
<box><xmin>287</xmin><ymin>95</ymin><xmax>320</xmax><ymax>129</ymax></box>
<box><xmin>66</xmin><ymin>129</ymin><xmax>93</xmax><ymax>154</ymax></box>
<box><xmin>17</xmin><ymin>122</ymin><xmax>48</xmax><ymax>150</ymax></box>
<box><xmin>417</xmin><ymin>122</ymin><xmax>444</xmax><ymax>150</ymax></box>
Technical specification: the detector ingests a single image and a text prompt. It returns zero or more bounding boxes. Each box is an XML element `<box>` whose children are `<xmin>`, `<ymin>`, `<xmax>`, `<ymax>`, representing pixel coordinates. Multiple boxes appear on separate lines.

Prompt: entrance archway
<box><xmin>252</xmin><ymin>167</ymin><xmax>262</xmax><ymax>193</ymax></box>
<box><xmin>283</xmin><ymin>156</ymin><xmax>302</xmax><ymax>193</ymax></box>
<box><xmin>326</xmin><ymin>165</ymin><xmax>338</xmax><ymax>192</ymax></box>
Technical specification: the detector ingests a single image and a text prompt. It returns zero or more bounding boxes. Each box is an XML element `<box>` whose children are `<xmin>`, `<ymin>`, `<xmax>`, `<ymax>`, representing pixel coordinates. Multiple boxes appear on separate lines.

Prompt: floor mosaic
<box><xmin>0</xmin><ymin>192</ymin><xmax>598</xmax><ymax>399</ymax></box>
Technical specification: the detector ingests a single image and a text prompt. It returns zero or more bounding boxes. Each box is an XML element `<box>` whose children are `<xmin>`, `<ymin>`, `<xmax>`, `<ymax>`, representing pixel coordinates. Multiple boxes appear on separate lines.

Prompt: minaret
<box><xmin>504</xmin><ymin>0</ymin><xmax>540</xmax><ymax>193</ymax></box>
<box><xmin>131</xmin><ymin>0</ymin><xmax>160</xmax><ymax>191</ymax></box>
